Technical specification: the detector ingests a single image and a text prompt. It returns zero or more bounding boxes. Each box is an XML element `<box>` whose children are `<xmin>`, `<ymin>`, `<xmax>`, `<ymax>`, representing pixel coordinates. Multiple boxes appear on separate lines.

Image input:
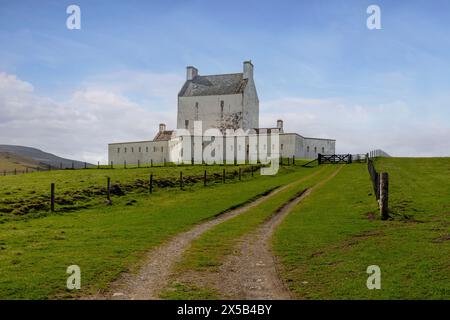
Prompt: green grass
<box><xmin>160</xmin><ymin>165</ymin><xmax>340</xmax><ymax>299</ymax></box>
<box><xmin>0</xmin><ymin>164</ymin><xmax>261</xmax><ymax>222</ymax></box>
<box><xmin>272</xmin><ymin>158</ymin><xmax>450</xmax><ymax>299</ymax></box>
<box><xmin>0</xmin><ymin>162</ymin><xmax>312</xmax><ymax>299</ymax></box>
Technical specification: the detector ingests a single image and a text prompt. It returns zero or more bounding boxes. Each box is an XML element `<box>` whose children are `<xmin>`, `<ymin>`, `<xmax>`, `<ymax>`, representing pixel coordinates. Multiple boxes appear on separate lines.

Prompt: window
<box><xmin>314</xmin><ymin>147</ymin><xmax>317</xmax><ymax>153</ymax></box>
<box><xmin>195</xmin><ymin>102</ymin><xmax>199</xmax><ymax>121</ymax></box>
<box><xmin>281</xmin><ymin>144</ymin><xmax>284</xmax><ymax>150</ymax></box>
<box><xmin>124</xmin><ymin>147</ymin><xmax>127</xmax><ymax>153</ymax></box>
<box><xmin>146</xmin><ymin>147</ymin><xmax>149</xmax><ymax>152</ymax></box>
<box><xmin>153</xmin><ymin>146</ymin><xmax>156</xmax><ymax>152</ymax></box>
<box><xmin>161</xmin><ymin>146</ymin><xmax>164</xmax><ymax>152</ymax></box>
<box><xmin>117</xmin><ymin>148</ymin><xmax>120</xmax><ymax>153</ymax></box>
<box><xmin>220</xmin><ymin>100</ymin><xmax>224</xmax><ymax>119</ymax></box>
<box><xmin>185</xmin><ymin>120</ymin><xmax>189</xmax><ymax>129</ymax></box>
<box><xmin>139</xmin><ymin>147</ymin><xmax>141</xmax><ymax>153</ymax></box>
<box><xmin>131</xmin><ymin>147</ymin><xmax>134</xmax><ymax>153</ymax></box>
<box><xmin>307</xmin><ymin>146</ymin><xmax>309</xmax><ymax>153</ymax></box>
<box><xmin>322</xmin><ymin>147</ymin><xmax>325</xmax><ymax>153</ymax></box>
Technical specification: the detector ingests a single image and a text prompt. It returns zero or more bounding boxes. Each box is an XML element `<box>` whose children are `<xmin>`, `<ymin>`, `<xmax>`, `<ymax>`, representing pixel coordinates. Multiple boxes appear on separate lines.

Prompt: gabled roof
<box><xmin>153</xmin><ymin>130</ymin><xmax>174</xmax><ymax>141</ymax></box>
<box><xmin>178</xmin><ymin>73</ymin><xmax>248</xmax><ymax>97</ymax></box>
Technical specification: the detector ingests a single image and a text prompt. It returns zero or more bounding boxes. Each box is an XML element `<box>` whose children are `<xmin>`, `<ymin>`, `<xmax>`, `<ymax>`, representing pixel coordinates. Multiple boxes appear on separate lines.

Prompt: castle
<box><xmin>108</xmin><ymin>61</ymin><xmax>335</xmax><ymax>164</ymax></box>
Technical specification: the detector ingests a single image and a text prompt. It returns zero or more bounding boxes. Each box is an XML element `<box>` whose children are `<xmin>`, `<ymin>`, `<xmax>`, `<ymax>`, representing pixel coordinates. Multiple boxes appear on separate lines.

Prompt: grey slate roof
<box><xmin>178</xmin><ymin>73</ymin><xmax>248</xmax><ymax>97</ymax></box>
<box><xmin>153</xmin><ymin>130</ymin><xmax>174</xmax><ymax>141</ymax></box>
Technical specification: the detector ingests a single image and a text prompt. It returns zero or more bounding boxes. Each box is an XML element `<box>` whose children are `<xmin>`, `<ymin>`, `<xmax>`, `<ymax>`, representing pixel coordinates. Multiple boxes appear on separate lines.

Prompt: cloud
<box><xmin>0</xmin><ymin>72</ymin><xmax>179</xmax><ymax>163</ymax></box>
<box><xmin>0</xmin><ymin>72</ymin><xmax>449</xmax><ymax>162</ymax></box>
<box><xmin>261</xmin><ymin>97</ymin><xmax>450</xmax><ymax>157</ymax></box>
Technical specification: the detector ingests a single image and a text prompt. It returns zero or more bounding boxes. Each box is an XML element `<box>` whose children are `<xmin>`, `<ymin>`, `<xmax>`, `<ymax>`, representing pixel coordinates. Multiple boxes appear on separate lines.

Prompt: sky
<box><xmin>0</xmin><ymin>0</ymin><xmax>449</xmax><ymax>162</ymax></box>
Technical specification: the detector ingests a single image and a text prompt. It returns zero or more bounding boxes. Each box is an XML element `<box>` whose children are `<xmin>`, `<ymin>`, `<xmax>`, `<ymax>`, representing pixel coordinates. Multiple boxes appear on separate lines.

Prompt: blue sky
<box><xmin>0</xmin><ymin>0</ymin><xmax>449</xmax><ymax>161</ymax></box>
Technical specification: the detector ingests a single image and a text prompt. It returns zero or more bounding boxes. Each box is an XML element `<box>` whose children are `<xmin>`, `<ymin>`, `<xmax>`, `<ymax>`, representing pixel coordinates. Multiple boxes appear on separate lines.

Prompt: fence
<box><xmin>367</xmin><ymin>158</ymin><xmax>389</xmax><ymax>220</ymax></box>
<box><xmin>44</xmin><ymin>165</ymin><xmax>262</xmax><ymax>213</ymax></box>
<box><xmin>368</xmin><ymin>149</ymin><xmax>391</xmax><ymax>159</ymax></box>
<box><xmin>1</xmin><ymin>156</ymin><xmax>302</xmax><ymax>177</ymax></box>
<box><xmin>318</xmin><ymin>154</ymin><xmax>353</xmax><ymax>164</ymax></box>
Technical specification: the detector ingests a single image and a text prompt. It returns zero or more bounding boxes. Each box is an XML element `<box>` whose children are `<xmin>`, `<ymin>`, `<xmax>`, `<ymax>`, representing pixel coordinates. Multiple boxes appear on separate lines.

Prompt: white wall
<box><xmin>108</xmin><ymin>140</ymin><xmax>170</xmax><ymax>165</ymax></box>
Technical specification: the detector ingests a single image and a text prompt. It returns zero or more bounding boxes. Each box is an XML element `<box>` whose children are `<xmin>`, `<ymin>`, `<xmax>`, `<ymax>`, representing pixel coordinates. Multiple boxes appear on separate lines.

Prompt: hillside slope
<box><xmin>0</xmin><ymin>145</ymin><xmax>90</xmax><ymax>171</ymax></box>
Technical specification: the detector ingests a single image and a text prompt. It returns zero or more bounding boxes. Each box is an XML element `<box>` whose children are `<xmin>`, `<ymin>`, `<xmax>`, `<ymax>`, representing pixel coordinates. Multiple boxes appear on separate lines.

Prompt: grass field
<box><xmin>0</xmin><ymin>163</ymin><xmax>261</xmax><ymax>222</ymax></box>
<box><xmin>0</xmin><ymin>162</ymin><xmax>312</xmax><ymax>299</ymax></box>
<box><xmin>0</xmin><ymin>158</ymin><xmax>448</xmax><ymax>299</ymax></box>
<box><xmin>273</xmin><ymin>158</ymin><xmax>450</xmax><ymax>299</ymax></box>
<box><xmin>160</xmin><ymin>165</ymin><xmax>339</xmax><ymax>299</ymax></box>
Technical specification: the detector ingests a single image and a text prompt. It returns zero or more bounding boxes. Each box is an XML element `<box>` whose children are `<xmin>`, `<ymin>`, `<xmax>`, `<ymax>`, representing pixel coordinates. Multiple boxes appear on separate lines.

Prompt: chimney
<box><xmin>159</xmin><ymin>123</ymin><xmax>166</xmax><ymax>133</ymax></box>
<box><xmin>277</xmin><ymin>120</ymin><xmax>284</xmax><ymax>133</ymax></box>
<box><xmin>186</xmin><ymin>66</ymin><xmax>198</xmax><ymax>80</ymax></box>
<box><xmin>243</xmin><ymin>60</ymin><xmax>253</xmax><ymax>80</ymax></box>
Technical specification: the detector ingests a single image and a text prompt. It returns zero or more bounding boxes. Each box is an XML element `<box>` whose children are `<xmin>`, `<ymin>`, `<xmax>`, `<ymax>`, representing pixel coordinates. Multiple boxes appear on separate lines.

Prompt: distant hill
<box><xmin>0</xmin><ymin>145</ymin><xmax>91</xmax><ymax>171</ymax></box>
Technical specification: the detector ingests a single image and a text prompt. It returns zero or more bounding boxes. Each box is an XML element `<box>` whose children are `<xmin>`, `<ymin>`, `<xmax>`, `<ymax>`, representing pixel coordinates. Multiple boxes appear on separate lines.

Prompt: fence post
<box><xmin>239</xmin><ymin>168</ymin><xmax>242</xmax><ymax>180</ymax></box>
<box><xmin>110</xmin><ymin>161</ymin><xmax>113</xmax><ymax>169</ymax></box>
<box><xmin>138</xmin><ymin>160</ymin><xmax>140</xmax><ymax>168</ymax></box>
<box><xmin>318</xmin><ymin>153</ymin><xmax>322</xmax><ymax>165</ymax></box>
<box><xmin>223</xmin><ymin>169</ymin><xmax>226</xmax><ymax>183</ymax></box>
<box><xmin>204</xmin><ymin>170</ymin><xmax>207</xmax><ymax>186</ymax></box>
<box><xmin>107</xmin><ymin>177</ymin><xmax>111</xmax><ymax>201</ymax></box>
<box><xmin>151</xmin><ymin>159</ymin><xmax>153</xmax><ymax>167</ymax></box>
<box><xmin>380</xmin><ymin>173</ymin><xmax>389</xmax><ymax>220</ymax></box>
<box><xmin>149</xmin><ymin>174</ymin><xmax>153</xmax><ymax>194</ymax></box>
<box><xmin>124</xmin><ymin>160</ymin><xmax>126</xmax><ymax>169</ymax></box>
<box><xmin>292</xmin><ymin>155</ymin><xmax>295</xmax><ymax>165</ymax></box>
<box><xmin>287</xmin><ymin>157</ymin><xmax>290</xmax><ymax>165</ymax></box>
<box><xmin>50</xmin><ymin>183</ymin><xmax>55</xmax><ymax>212</ymax></box>
<box><xmin>180</xmin><ymin>171</ymin><xmax>183</xmax><ymax>190</ymax></box>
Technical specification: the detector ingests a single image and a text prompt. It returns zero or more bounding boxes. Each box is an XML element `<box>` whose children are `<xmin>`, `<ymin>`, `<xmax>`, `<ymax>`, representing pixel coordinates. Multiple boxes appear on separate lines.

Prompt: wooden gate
<box><xmin>318</xmin><ymin>154</ymin><xmax>352</xmax><ymax>164</ymax></box>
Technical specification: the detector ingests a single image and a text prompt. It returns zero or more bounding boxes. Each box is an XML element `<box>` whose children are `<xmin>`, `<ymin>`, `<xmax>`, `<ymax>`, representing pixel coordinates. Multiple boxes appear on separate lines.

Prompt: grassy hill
<box><xmin>0</xmin><ymin>158</ymin><xmax>448</xmax><ymax>299</ymax></box>
<box><xmin>0</xmin><ymin>152</ymin><xmax>41</xmax><ymax>172</ymax></box>
<box><xmin>0</xmin><ymin>145</ymin><xmax>89</xmax><ymax>172</ymax></box>
<box><xmin>273</xmin><ymin>157</ymin><xmax>450</xmax><ymax>299</ymax></box>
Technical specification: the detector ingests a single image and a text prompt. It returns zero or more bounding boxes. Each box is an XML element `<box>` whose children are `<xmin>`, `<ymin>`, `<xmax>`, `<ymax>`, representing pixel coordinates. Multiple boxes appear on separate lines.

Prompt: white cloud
<box><xmin>261</xmin><ymin>97</ymin><xmax>450</xmax><ymax>157</ymax></box>
<box><xmin>0</xmin><ymin>72</ymin><xmax>179</xmax><ymax>163</ymax></box>
<box><xmin>0</xmin><ymin>72</ymin><xmax>448</xmax><ymax>162</ymax></box>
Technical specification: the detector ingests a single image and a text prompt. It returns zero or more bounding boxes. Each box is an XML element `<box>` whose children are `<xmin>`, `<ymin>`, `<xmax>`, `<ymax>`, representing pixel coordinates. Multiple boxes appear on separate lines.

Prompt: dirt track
<box><xmin>213</xmin><ymin>166</ymin><xmax>343</xmax><ymax>299</ymax></box>
<box><xmin>88</xmin><ymin>186</ymin><xmax>286</xmax><ymax>299</ymax></box>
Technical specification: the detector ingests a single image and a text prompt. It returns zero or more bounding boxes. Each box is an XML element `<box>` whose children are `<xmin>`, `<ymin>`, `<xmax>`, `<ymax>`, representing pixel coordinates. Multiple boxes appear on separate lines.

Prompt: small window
<box><xmin>307</xmin><ymin>146</ymin><xmax>309</xmax><ymax>152</ymax></box>
<box><xmin>124</xmin><ymin>147</ymin><xmax>127</xmax><ymax>153</ymax></box>
<box><xmin>117</xmin><ymin>148</ymin><xmax>120</xmax><ymax>153</ymax></box>
<box><xmin>139</xmin><ymin>147</ymin><xmax>141</xmax><ymax>152</ymax></box>
<box><xmin>146</xmin><ymin>146</ymin><xmax>149</xmax><ymax>152</ymax></box>
<box><xmin>314</xmin><ymin>147</ymin><xmax>317</xmax><ymax>153</ymax></box>
<box><xmin>281</xmin><ymin>144</ymin><xmax>284</xmax><ymax>150</ymax></box>
<box><xmin>161</xmin><ymin>146</ymin><xmax>164</xmax><ymax>152</ymax></box>
<box><xmin>322</xmin><ymin>147</ymin><xmax>325</xmax><ymax>153</ymax></box>
<box><xmin>185</xmin><ymin>120</ymin><xmax>189</xmax><ymax>129</ymax></box>
<box><xmin>153</xmin><ymin>146</ymin><xmax>156</xmax><ymax>152</ymax></box>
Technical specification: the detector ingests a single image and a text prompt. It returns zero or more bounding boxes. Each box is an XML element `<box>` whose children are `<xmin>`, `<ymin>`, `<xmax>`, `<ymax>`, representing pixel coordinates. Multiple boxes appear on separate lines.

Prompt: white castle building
<box><xmin>108</xmin><ymin>61</ymin><xmax>335</xmax><ymax>165</ymax></box>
